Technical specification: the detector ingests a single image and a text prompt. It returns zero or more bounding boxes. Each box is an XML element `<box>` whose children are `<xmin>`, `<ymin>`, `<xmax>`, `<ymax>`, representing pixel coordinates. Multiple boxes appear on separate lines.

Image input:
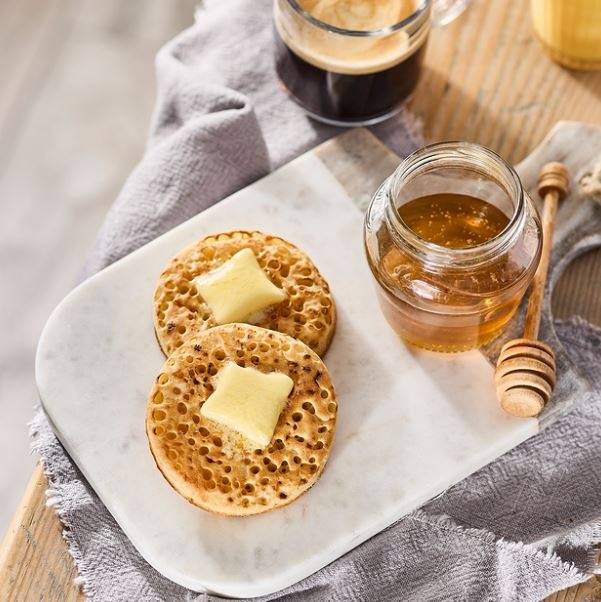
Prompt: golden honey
<box><xmin>364</xmin><ymin>142</ymin><xmax>542</xmax><ymax>352</ymax></box>
<box><xmin>396</xmin><ymin>193</ymin><xmax>508</xmax><ymax>248</ymax></box>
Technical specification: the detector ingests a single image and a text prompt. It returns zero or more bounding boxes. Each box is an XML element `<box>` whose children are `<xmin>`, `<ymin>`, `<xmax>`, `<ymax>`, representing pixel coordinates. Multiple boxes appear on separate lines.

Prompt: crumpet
<box><xmin>146</xmin><ymin>324</ymin><xmax>337</xmax><ymax>516</ymax></box>
<box><xmin>153</xmin><ymin>231</ymin><xmax>336</xmax><ymax>357</ymax></box>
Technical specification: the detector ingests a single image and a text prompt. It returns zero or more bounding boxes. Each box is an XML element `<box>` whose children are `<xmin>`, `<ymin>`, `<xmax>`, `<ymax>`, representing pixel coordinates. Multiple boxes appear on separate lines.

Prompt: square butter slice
<box><xmin>193</xmin><ymin>248</ymin><xmax>286</xmax><ymax>324</ymax></box>
<box><xmin>201</xmin><ymin>362</ymin><xmax>294</xmax><ymax>449</ymax></box>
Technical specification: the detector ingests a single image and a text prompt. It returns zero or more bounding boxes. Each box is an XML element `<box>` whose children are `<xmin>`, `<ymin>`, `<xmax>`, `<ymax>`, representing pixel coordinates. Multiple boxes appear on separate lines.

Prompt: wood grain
<box><xmin>314</xmin><ymin>127</ymin><xmax>400</xmax><ymax>207</ymax></box>
<box><xmin>1</xmin><ymin>0</ymin><xmax>601</xmax><ymax>599</ymax></box>
<box><xmin>548</xmin><ymin>577</ymin><xmax>601</xmax><ymax>602</ymax></box>
<box><xmin>0</xmin><ymin>466</ymin><xmax>82</xmax><ymax>601</ymax></box>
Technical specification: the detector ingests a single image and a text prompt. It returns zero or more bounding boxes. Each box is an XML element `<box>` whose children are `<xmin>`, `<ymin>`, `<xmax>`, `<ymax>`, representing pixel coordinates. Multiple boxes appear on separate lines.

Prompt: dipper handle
<box><xmin>523</xmin><ymin>162</ymin><xmax>569</xmax><ymax>339</ymax></box>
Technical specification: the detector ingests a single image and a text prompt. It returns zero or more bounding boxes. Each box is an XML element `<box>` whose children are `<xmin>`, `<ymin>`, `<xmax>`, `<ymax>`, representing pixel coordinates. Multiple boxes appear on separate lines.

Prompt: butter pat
<box><xmin>194</xmin><ymin>248</ymin><xmax>286</xmax><ymax>324</ymax></box>
<box><xmin>201</xmin><ymin>362</ymin><xmax>294</xmax><ymax>449</ymax></box>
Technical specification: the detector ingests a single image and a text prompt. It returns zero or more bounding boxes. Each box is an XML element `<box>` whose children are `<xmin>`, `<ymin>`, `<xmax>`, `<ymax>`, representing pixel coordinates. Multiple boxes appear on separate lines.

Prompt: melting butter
<box><xmin>201</xmin><ymin>363</ymin><xmax>294</xmax><ymax>449</ymax></box>
<box><xmin>194</xmin><ymin>248</ymin><xmax>286</xmax><ymax>325</ymax></box>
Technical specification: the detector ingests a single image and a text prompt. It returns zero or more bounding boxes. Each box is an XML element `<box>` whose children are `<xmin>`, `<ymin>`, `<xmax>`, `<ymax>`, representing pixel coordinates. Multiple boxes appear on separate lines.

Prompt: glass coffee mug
<box><xmin>273</xmin><ymin>0</ymin><xmax>469</xmax><ymax>126</ymax></box>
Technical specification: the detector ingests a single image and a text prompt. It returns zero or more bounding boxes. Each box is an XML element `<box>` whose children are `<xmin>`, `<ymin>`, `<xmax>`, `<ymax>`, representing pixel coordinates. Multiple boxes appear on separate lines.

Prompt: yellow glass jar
<box><xmin>531</xmin><ymin>0</ymin><xmax>601</xmax><ymax>70</ymax></box>
<box><xmin>364</xmin><ymin>142</ymin><xmax>543</xmax><ymax>352</ymax></box>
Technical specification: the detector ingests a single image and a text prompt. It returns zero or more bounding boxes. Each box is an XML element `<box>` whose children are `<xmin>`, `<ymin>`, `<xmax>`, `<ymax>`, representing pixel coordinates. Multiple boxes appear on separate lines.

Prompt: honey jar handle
<box><xmin>523</xmin><ymin>162</ymin><xmax>570</xmax><ymax>340</ymax></box>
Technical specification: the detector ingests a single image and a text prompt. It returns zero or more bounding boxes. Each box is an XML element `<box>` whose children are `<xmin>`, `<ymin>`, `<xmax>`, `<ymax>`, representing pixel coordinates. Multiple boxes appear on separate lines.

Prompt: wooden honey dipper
<box><xmin>495</xmin><ymin>162</ymin><xmax>570</xmax><ymax>418</ymax></box>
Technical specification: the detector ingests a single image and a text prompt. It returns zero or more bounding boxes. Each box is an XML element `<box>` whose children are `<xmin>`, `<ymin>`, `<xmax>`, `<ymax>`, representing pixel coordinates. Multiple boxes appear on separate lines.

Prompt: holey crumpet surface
<box><xmin>147</xmin><ymin>324</ymin><xmax>337</xmax><ymax>517</ymax></box>
<box><xmin>153</xmin><ymin>232</ymin><xmax>336</xmax><ymax>357</ymax></box>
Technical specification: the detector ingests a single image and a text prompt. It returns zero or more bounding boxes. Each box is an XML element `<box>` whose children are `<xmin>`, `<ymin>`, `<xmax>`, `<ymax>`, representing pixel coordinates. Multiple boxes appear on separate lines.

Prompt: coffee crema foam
<box><xmin>275</xmin><ymin>0</ymin><xmax>428</xmax><ymax>75</ymax></box>
<box><xmin>299</xmin><ymin>0</ymin><xmax>415</xmax><ymax>31</ymax></box>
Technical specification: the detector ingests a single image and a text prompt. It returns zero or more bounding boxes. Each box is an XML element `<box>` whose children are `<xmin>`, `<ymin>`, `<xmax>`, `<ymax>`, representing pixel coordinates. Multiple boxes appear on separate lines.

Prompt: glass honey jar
<box><xmin>364</xmin><ymin>142</ymin><xmax>542</xmax><ymax>352</ymax></box>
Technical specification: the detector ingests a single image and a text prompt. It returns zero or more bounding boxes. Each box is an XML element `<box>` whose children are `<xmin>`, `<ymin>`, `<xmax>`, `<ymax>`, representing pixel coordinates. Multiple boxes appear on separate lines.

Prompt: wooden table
<box><xmin>1</xmin><ymin>0</ymin><xmax>600</xmax><ymax>599</ymax></box>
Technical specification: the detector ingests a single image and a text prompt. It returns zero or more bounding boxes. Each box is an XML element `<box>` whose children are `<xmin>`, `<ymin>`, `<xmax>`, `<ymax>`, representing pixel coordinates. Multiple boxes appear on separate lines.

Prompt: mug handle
<box><xmin>431</xmin><ymin>0</ymin><xmax>470</xmax><ymax>27</ymax></box>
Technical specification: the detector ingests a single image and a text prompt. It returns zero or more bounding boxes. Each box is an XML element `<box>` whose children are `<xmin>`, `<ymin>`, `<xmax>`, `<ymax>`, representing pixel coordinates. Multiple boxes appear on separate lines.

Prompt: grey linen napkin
<box><xmin>31</xmin><ymin>1</ymin><xmax>601</xmax><ymax>600</ymax></box>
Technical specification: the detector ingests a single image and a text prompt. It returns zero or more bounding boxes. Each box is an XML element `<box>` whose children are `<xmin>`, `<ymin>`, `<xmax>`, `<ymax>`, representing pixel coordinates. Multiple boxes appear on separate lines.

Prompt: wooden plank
<box><xmin>0</xmin><ymin>465</ymin><xmax>82</xmax><ymax>601</ymax></box>
<box><xmin>412</xmin><ymin>1</ymin><xmax>601</xmax><ymax>165</ymax></box>
<box><xmin>546</xmin><ymin>576</ymin><xmax>601</xmax><ymax>602</ymax></box>
<box><xmin>314</xmin><ymin>127</ymin><xmax>400</xmax><ymax>208</ymax></box>
<box><xmin>2</xmin><ymin>0</ymin><xmax>601</xmax><ymax>599</ymax></box>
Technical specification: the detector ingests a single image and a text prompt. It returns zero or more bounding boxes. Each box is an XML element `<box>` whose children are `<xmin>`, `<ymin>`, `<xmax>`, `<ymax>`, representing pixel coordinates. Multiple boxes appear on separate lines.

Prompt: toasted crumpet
<box><xmin>153</xmin><ymin>231</ymin><xmax>336</xmax><ymax>357</ymax></box>
<box><xmin>146</xmin><ymin>324</ymin><xmax>337</xmax><ymax>516</ymax></box>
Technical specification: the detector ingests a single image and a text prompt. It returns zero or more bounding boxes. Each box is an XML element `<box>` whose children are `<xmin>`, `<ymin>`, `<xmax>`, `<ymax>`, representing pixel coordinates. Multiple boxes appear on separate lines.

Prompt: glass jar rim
<box><xmin>385</xmin><ymin>141</ymin><xmax>526</xmax><ymax>268</ymax></box>
<box><xmin>284</xmin><ymin>0</ymin><xmax>430</xmax><ymax>37</ymax></box>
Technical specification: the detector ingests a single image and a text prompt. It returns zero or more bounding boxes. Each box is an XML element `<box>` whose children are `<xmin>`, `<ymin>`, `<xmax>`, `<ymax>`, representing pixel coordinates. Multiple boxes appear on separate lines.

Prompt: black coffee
<box><xmin>274</xmin><ymin>30</ymin><xmax>427</xmax><ymax>125</ymax></box>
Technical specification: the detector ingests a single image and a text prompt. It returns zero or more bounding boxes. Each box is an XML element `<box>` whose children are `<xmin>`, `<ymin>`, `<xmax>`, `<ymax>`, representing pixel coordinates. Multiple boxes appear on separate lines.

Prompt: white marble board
<box><xmin>36</xmin><ymin>145</ymin><xmax>537</xmax><ymax>597</ymax></box>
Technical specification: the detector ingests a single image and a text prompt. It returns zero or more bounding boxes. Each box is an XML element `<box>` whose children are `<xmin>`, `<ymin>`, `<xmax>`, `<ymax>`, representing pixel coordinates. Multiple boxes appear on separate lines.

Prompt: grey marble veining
<box><xmin>36</xmin><ymin>152</ymin><xmax>537</xmax><ymax>597</ymax></box>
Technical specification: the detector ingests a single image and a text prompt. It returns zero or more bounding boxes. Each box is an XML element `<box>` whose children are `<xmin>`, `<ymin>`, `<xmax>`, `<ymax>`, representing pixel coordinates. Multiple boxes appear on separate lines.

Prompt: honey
<box><xmin>372</xmin><ymin>194</ymin><xmax>522</xmax><ymax>351</ymax></box>
<box><xmin>396</xmin><ymin>193</ymin><xmax>509</xmax><ymax>248</ymax></box>
<box><xmin>364</xmin><ymin>142</ymin><xmax>542</xmax><ymax>352</ymax></box>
